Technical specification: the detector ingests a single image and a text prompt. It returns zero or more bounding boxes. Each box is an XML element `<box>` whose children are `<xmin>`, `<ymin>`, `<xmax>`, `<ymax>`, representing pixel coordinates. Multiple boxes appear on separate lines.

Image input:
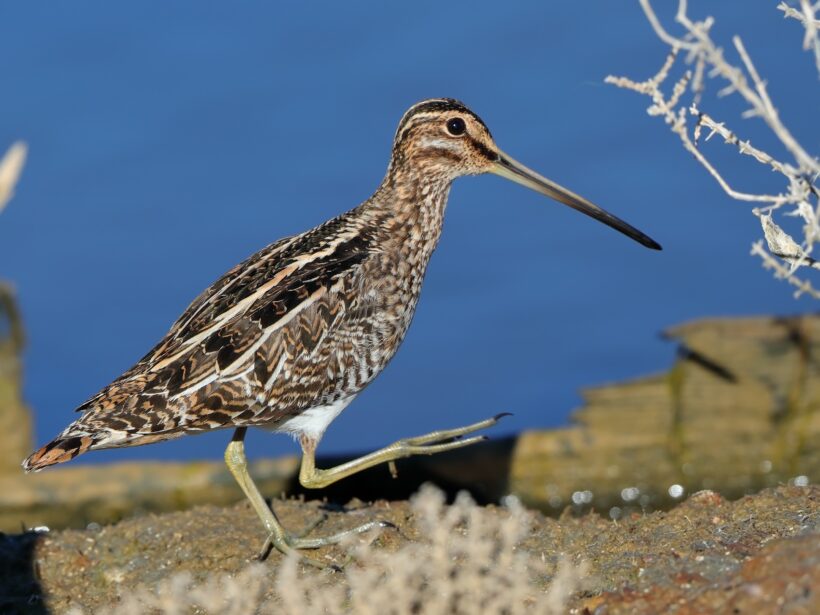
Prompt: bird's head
<box><xmin>391</xmin><ymin>98</ymin><xmax>661</xmax><ymax>250</ymax></box>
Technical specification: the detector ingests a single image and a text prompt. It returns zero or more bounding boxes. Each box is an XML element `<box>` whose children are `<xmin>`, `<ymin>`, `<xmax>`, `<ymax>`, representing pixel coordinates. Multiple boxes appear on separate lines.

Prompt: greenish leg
<box><xmin>235</xmin><ymin>413</ymin><xmax>508</xmax><ymax>565</ymax></box>
<box><xmin>298</xmin><ymin>413</ymin><xmax>509</xmax><ymax>488</ymax></box>
<box><xmin>225</xmin><ymin>427</ymin><xmax>390</xmax><ymax>567</ymax></box>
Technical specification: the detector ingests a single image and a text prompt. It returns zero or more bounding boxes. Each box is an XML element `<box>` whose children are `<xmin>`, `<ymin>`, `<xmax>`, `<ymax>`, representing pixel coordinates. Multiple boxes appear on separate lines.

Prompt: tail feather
<box><xmin>22</xmin><ymin>434</ymin><xmax>96</xmax><ymax>472</ymax></box>
<box><xmin>23</xmin><ymin>422</ymin><xmax>185</xmax><ymax>472</ymax></box>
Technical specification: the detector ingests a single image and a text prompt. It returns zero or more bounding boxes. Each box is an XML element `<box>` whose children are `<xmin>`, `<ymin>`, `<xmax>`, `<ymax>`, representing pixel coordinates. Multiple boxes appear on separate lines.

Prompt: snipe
<box><xmin>24</xmin><ymin>98</ymin><xmax>660</xmax><ymax>566</ymax></box>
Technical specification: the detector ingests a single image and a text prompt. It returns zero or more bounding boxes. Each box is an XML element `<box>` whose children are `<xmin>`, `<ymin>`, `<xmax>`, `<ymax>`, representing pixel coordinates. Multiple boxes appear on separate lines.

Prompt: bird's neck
<box><xmin>365</xmin><ymin>165</ymin><xmax>453</xmax><ymax>259</ymax></box>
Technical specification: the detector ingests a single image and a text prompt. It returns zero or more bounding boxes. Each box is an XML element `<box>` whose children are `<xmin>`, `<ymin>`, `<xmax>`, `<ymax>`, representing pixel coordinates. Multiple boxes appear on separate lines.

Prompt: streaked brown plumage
<box><xmin>24</xmin><ymin>98</ymin><xmax>660</xmax><ymax>563</ymax></box>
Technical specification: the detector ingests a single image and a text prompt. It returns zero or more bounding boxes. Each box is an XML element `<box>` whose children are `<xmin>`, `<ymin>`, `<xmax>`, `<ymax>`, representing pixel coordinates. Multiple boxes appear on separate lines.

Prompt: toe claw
<box><xmin>493</xmin><ymin>412</ymin><xmax>513</xmax><ymax>421</ymax></box>
<box><xmin>256</xmin><ymin>539</ymin><xmax>274</xmax><ymax>562</ymax></box>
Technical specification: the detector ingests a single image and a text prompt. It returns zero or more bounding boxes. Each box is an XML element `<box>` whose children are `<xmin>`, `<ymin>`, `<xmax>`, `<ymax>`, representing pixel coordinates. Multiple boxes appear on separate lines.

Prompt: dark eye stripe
<box><xmin>469</xmin><ymin>138</ymin><xmax>498</xmax><ymax>161</ymax></box>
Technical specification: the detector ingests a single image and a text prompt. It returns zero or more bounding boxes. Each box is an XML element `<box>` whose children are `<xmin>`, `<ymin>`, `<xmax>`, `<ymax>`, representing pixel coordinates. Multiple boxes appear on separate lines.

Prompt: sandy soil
<box><xmin>1</xmin><ymin>485</ymin><xmax>817</xmax><ymax>614</ymax></box>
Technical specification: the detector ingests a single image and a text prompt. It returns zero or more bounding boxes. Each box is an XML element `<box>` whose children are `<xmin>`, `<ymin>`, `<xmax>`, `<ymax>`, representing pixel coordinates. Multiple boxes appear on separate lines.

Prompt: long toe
<box><xmin>257</xmin><ymin>511</ymin><xmax>329</xmax><ymax>560</ymax></box>
<box><xmin>257</xmin><ymin>533</ymin><xmax>338</xmax><ymax>570</ymax></box>
<box><xmin>401</xmin><ymin>413</ymin><xmax>510</xmax><ymax>447</ymax></box>
<box><xmin>405</xmin><ymin>434</ymin><xmax>488</xmax><ymax>457</ymax></box>
<box><xmin>288</xmin><ymin>519</ymin><xmax>395</xmax><ymax>550</ymax></box>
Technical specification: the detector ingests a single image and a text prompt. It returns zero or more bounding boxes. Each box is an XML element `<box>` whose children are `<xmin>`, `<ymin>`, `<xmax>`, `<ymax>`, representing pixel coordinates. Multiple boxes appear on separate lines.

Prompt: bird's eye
<box><xmin>446</xmin><ymin>117</ymin><xmax>466</xmax><ymax>136</ymax></box>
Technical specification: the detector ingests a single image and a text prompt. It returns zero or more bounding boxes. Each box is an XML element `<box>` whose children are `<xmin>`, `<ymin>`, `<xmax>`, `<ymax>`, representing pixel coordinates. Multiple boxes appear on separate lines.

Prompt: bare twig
<box><xmin>0</xmin><ymin>142</ymin><xmax>27</xmax><ymax>215</ymax></box>
<box><xmin>752</xmin><ymin>241</ymin><xmax>820</xmax><ymax>299</ymax></box>
<box><xmin>608</xmin><ymin>1</ymin><xmax>820</xmax><ymax>298</ymax></box>
<box><xmin>778</xmin><ymin>0</ymin><xmax>820</xmax><ymax>75</ymax></box>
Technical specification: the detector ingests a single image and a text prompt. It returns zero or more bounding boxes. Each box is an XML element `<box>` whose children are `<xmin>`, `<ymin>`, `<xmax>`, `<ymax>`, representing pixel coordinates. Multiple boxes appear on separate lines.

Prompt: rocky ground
<box><xmin>0</xmin><ymin>484</ymin><xmax>817</xmax><ymax>614</ymax></box>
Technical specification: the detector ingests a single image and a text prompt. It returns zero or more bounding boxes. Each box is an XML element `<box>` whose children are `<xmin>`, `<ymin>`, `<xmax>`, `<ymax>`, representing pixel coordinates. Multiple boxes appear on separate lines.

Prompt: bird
<box><xmin>23</xmin><ymin>98</ymin><xmax>660</xmax><ymax>565</ymax></box>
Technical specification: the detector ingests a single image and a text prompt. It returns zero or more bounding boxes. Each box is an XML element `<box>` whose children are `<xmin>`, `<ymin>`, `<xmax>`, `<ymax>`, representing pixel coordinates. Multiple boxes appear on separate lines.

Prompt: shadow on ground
<box><xmin>0</xmin><ymin>531</ymin><xmax>45</xmax><ymax>615</ymax></box>
<box><xmin>285</xmin><ymin>436</ymin><xmax>517</xmax><ymax>505</ymax></box>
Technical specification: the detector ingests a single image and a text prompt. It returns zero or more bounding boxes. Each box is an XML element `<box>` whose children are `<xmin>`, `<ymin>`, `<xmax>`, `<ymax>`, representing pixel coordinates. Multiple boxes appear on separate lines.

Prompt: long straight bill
<box><xmin>491</xmin><ymin>150</ymin><xmax>661</xmax><ymax>250</ymax></box>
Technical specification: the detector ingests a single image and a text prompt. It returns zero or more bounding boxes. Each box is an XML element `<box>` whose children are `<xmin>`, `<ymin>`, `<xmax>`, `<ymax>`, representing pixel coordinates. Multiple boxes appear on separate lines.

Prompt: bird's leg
<box><xmin>236</xmin><ymin>414</ymin><xmax>507</xmax><ymax>559</ymax></box>
<box><xmin>226</xmin><ymin>427</ymin><xmax>386</xmax><ymax>566</ymax></box>
<box><xmin>224</xmin><ymin>427</ymin><xmax>333</xmax><ymax>567</ymax></box>
<box><xmin>224</xmin><ymin>428</ymin><xmax>294</xmax><ymax>559</ymax></box>
<box><xmin>298</xmin><ymin>413</ymin><xmax>508</xmax><ymax>489</ymax></box>
<box><xmin>253</xmin><ymin>435</ymin><xmax>397</xmax><ymax>551</ymax></box>
<box><xmin>273</xmin><ymin>414</ymin><xmax>506</xmax><ymax>551</ymax></box>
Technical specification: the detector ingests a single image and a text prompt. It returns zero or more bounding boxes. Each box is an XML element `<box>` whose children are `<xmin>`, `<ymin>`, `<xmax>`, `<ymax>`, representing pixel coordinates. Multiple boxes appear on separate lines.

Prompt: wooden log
<box><xmin>510</xmin><ymin>315</ymin><xmax>820</xmax><ymax>514</ymax></box>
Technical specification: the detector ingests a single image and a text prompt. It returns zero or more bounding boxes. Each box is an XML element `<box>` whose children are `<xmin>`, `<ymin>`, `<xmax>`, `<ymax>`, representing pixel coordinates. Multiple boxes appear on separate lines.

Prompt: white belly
<box><xmin>275</xmin><ymin>396</ymin><xmax>355</xmax><ymax>441</ymax></box>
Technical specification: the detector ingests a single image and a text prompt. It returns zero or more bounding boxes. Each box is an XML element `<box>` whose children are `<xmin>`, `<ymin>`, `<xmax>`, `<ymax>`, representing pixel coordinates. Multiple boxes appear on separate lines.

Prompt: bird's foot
<box><xmin>297</xmin><ymin>412</ymin><xmax>511</xmax><ymax>490</ymax></box>
<box><xmin>257</xmin><ymin>517</ymin><xmax>396</xmax><ymax>570</ymax></box>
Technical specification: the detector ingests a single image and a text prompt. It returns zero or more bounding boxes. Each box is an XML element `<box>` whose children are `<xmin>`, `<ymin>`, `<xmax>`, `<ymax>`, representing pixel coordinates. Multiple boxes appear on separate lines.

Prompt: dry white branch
<box><xmin>778</xmin><ymin>0</ymin><xmax>820</xmax><ymax>74</ymax></box>
<box><xmin>761</xmin><ymin>214</ymin><xmax>820</xmax><ymax>270</ymax></box>
<box><xmin>752</xmin><ymin>241</ymin><xmax>820</xmax><ymax>299</ymax></box>
<box><xmin>0</xmin><ymin>142</ymin><xmax>27</xmax><ymax>215</ymax></box>
<box><xmin>608</xmin><ymin>1</ymin><xmax>820</xmax><ymax>298</ymax></box>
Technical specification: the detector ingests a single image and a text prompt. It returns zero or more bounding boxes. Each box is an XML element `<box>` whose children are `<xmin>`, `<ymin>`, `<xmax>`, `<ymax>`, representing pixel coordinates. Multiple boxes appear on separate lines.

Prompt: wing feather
<box><xmin>73</xmin><ymin>212</ymin><xmax>372</xmax><ymax>438</ymax></box>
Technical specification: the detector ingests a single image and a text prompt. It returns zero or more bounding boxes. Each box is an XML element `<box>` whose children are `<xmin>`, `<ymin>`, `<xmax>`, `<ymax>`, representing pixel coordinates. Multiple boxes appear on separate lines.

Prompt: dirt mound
<box><xmin>1</xmin><ymin>484</ymin><xmax>817</xmax><ymax>613</ymax></box>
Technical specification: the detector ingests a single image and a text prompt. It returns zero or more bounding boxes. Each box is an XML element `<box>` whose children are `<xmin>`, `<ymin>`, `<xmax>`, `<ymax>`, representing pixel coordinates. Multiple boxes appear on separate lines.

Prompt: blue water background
<box><xmin>0</xmin><ymin>2</ymin><xmax>816</xmax><ymax>465</ymax></box>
